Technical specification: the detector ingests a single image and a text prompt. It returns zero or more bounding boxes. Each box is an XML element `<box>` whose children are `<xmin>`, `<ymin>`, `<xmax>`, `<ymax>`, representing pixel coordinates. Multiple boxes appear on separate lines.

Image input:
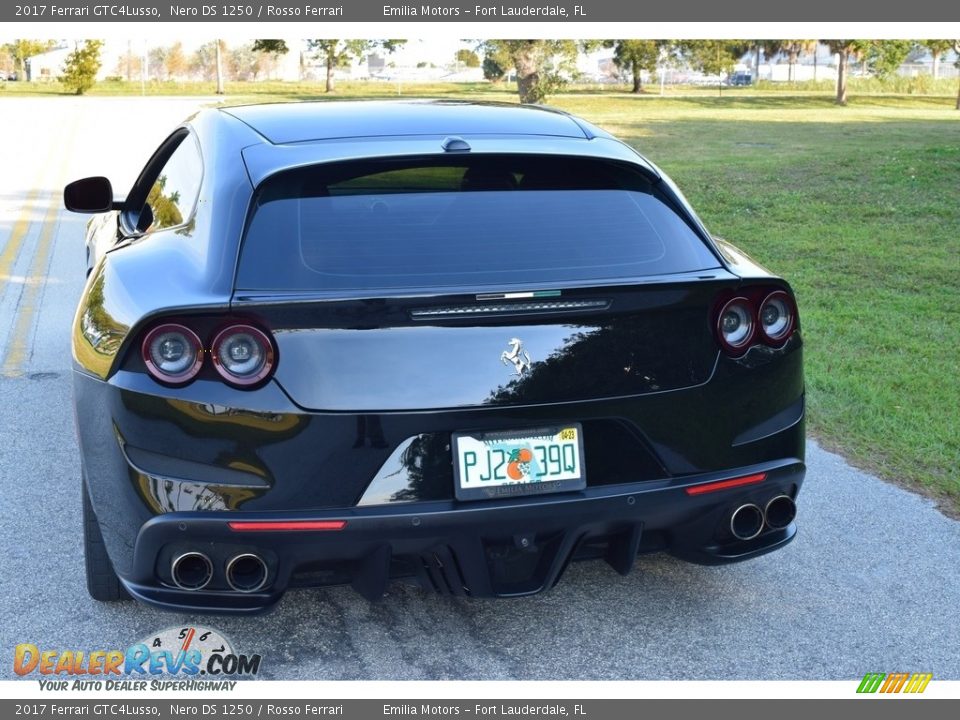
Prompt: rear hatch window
<box><xmin>237</xmin><ymin>155</ymin><xmax>720</xmax><ymax>292</ymax></box>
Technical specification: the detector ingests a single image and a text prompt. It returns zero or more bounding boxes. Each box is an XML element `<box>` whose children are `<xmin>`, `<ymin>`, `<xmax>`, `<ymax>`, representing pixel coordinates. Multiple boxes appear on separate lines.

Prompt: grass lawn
<box><xmin>3</xmin><ymin>76</ymin><xmax>958</xmax><ymax>103</ymax></box>
<box><xmin>6</xmin><ymin>80</ymin><xmax>957</xmax><ymax>510</ymax></box>
<box><xmin>546</xmin><ymin>94</ymin><xmax>959</xmax><ymax>512</ymax></box>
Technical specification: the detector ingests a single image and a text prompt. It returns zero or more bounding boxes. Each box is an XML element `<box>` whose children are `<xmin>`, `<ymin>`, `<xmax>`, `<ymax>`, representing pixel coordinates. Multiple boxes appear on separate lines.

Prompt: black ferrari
<box><xmin>65</xmin><ymin>100</ymin><xmax>804</xmax><ymax>613</ymax></box>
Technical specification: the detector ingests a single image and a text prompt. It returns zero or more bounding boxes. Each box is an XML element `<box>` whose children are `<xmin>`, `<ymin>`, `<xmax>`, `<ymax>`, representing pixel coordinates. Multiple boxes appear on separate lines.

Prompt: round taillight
<box><xmin>717</xmin><ymin>297</ymin><xmax>755</xmax><ymax>355</ymax></box>
<box><xmin>142</xmin><ymin>324</ymin><xmax>204</xmax><ymax>385</ymax></box>
<box><xmin>758</xmin><ymin>291</ymin><xmax>795</xmax><ymax>344</ymax></box>
<box><xmin>211</xmin><ymin>324</ymin><xmax>275</xmax><ymax>386</ymax></box>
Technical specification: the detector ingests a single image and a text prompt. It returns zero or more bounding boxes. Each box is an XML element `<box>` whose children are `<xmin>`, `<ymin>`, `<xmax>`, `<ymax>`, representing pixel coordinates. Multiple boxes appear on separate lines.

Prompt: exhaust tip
<box><xmin>765</xmin><ymin>495</ymin><xmax>797</xmax><ymax>530</ymax></box>
<box><xmin>730</xmin><ymin>504</ymin><xmax>764</xmax><ymax>541</ymax></box>
<box><xmin>171</xmin><ymin>552</ymin><xmax>213</xmax><ymax>591</ymax></box>
<box><xmin>225</xmin><ymin>553</ymin><xmax>268</xmax><ymax>593</ymax></box>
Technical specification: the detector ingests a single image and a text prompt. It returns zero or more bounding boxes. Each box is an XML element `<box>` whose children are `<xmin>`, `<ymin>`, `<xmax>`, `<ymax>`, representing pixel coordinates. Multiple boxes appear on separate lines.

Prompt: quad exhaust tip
<box><xmin>764</xmin><ymin>495</ymin><xmax>797</xmax><ymax>530</ymax></box>
<box><xmin>171</xmin><ymin>552</ymin><xmax>213</xmax><ymax>591</ymax></box>
<box><xmin>730</xmin><ymin>503</ymin><xmax>764</xmax><ymax>541</ymax></box>
<box><xmin>225</xmin><ymin>553</ymin><xmax>269</xmax><ymax>593</ymax></box>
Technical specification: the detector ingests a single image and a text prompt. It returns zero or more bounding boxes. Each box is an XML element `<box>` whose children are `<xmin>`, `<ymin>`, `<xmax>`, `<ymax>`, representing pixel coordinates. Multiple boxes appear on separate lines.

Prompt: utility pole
<box><xmin>718</xmin><ymin>43</ymin><xmax>722</xmax><ymax>97</ymax></box>
<box><xmin>215</xmin><ymin>39</ymin><xmax>224</xmax><ymax>95</ymax></box>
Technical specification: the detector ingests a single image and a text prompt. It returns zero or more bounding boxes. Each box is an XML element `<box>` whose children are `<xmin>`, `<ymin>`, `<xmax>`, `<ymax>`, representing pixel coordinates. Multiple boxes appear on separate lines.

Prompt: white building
<box><xmin>757</xmin><ymin>62</ymin><xmax>838</xmax><ymax>82</ymax></box>
<box><xmin>26</xmin><ymin>39</ymin><xmax>305</xmax><ymax>83</ymax></box>
<box><xmin>24</xmin><ymin>45</ymin><xmax>70</xmax><ymax>81</ymax></box>
<box><xmin>27</xmin><ymin>42</ymin><xmax>148</xmax><ymax>82</ymax></box>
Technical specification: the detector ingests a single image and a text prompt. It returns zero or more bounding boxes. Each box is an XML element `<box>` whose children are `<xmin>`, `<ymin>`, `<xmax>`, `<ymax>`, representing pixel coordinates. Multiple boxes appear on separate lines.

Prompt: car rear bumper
<box><xmin>119</xmin><ymin>459</ymin><xmax>804</xmax><ymax>614</ymax></box>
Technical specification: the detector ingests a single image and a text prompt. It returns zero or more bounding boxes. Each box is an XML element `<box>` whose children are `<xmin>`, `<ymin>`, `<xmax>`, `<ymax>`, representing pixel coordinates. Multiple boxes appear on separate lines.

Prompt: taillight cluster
<box><xmin>715</xmin><ymin>288</ymin><xmax>796</xmax><ymax>357</ymax></box>
<box><xmin>141</xmin><ymin>322</ymin><xmax>276</xmax><ymax>387</ymax></box>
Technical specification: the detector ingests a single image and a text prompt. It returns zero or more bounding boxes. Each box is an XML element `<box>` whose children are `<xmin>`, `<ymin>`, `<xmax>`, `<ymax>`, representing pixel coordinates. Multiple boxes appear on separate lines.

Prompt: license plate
<box><xmin>452</xmin><ymin>424</ymin><xmax>586</xmax><ymax>501</ymax></box>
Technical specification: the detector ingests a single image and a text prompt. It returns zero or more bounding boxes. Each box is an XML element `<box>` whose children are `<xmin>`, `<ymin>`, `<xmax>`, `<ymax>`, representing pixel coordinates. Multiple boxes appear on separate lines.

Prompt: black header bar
<box><xmin>3</xmin><ymin>0</ymin><xmax>955</xmax><ymax>23</ymax></box>
<box><xmin>1</xmin><ymin>700</ymin><xmax>959</xmax><ymax>720</ymax></box>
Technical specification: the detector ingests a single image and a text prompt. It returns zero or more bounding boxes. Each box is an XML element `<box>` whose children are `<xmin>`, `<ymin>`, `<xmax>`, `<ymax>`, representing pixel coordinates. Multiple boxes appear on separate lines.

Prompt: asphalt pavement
<box><xmin>0</xmin><ymin>97</ymin><xmax>957</xmax><ymax>681</ymax></box>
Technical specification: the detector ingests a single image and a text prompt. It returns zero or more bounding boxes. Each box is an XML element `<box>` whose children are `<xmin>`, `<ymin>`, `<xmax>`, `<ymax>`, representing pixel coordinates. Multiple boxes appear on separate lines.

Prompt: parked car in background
<box><xmin>65</xmin><ymin>100</ymin><xmax>805</xmax><ymax>613</ymax></box>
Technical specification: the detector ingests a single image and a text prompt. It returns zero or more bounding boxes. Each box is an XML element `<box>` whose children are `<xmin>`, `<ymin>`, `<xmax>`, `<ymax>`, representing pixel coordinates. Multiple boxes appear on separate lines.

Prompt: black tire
<box><xmin>82</xmin><ymin>479</ymin><xmax>129</xmax><ymax>602</ymax></box>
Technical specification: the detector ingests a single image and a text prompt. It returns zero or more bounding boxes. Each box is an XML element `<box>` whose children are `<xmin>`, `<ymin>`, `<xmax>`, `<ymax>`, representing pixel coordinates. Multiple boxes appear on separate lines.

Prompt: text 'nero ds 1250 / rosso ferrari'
<box><xmin>64</xmin><ymin>100</ymin><xmax>804</xmax><ymax>614</ymax></box>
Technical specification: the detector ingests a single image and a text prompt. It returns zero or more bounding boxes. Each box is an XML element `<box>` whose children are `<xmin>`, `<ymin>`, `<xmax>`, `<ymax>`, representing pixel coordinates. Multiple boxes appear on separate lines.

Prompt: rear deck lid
<box><xmin>235</xmin><ymin>153</ymin><xmax>727</xmax><ymax>411</ymax></box>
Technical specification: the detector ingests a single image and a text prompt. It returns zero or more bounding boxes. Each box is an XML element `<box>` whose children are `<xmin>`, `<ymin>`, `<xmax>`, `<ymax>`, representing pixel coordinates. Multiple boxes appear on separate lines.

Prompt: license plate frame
<box><xmin>452</xmin><ymin>424</ymin><xmax>586</xmax><ymax>502</ymax></box>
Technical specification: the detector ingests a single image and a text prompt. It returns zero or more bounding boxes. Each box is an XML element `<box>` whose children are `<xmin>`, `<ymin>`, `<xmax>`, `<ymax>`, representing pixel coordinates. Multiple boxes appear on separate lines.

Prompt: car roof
<box><xmin>220</xmin><ymin>100</ymin><xmax>593</xmax><ymax>145</ymax></box>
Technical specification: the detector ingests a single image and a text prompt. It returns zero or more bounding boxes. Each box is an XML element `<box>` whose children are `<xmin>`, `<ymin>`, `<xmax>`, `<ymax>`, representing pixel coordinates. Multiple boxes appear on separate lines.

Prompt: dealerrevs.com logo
<box><xmin>14</xmin><ymin>626</ymin><xmax>261</xmax><ymax>690</ymax></box>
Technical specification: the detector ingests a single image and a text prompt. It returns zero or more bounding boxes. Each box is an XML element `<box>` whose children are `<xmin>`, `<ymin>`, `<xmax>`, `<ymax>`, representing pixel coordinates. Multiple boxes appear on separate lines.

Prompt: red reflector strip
<box><xmin>685</xmin><ymin>472</ymin><xmax>767</xmax><ymax>496</ymax></box>
<box><xmin>227</xmin><ymin>520</ymin><xmax>347</xmax><ymax>532</ymax></box>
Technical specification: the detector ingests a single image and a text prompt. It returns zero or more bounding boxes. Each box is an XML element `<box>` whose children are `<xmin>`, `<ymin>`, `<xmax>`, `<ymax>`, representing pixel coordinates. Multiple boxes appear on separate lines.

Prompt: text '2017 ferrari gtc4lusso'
<box><xmin>65</xmin><ymin>101</ymin><xmax>804</xmax><ymax>614</ymax></box>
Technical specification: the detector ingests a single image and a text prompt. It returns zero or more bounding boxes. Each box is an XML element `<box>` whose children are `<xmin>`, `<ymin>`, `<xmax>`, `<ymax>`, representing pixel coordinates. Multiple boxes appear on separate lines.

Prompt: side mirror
<box><xmin>64</xmin><ymin>176</ymin><xmax>115</xmax><ymax>213</ymax></box>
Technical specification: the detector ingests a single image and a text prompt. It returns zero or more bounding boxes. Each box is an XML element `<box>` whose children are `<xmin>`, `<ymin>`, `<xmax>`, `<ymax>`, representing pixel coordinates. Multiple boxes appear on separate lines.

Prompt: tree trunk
<box><xmin>956</xmin><ymin>42</ymin><xmax>960</xmax><ymax>108</ymax></box>
<box><xmin>325</xmin><ymin>52</ymin><xmax>335</xmax><ymax>92</ymax></box>
<box><xmin>755</xmin><ymin>45</ymin><xmax>761</xmax><ymax>82</ymax></box>
<box><xmin>717</xmin><ymin>43</ymin><xmax>722</xmax><ymax>97</ymax></box>
<box><xmin>932</xmin><ymin>51</ymin><xmax>940</xmax><ymax>80</ymax></box>
<box><xmin>516</xmin><ymin>71</ymin><xmax>539</xmax><ymax>103</ymax></box>
<box><xmin>632</xmin><ymin>60</ymin><xmax>642</xmax><ymax>93</ymax></box>
<box><xmin>513</xmin><ymin>45</ymin><xmax>540</xmax><ymax>104</ymax></box>
<box><xmin>788</xmin><ymin>48</ymin><xmax>798</xmax><ymax>82</ymax></box>
<box><xmin>215</xmin><ymin>40</ymin><xmax>224</xmax><ymax>95</ymax></box>
<box><xmin>836</xmin><ymin>49</ymin><xmax>848</xmax><ymax>105</ymax></box>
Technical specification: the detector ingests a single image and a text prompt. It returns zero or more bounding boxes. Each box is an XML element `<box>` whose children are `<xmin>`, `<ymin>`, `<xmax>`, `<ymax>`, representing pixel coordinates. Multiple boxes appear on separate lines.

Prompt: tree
<box><xmin>482</xmin><ymin>53</ymin><xmax>507</xmax><ymax>81</ymax></box>
<box><xmin>863</xmin><ymin>40</ymin><xmax>914</xmax><ymax>78</ymax></box>
<box><xmin>114</xmin><ymin>45</ymin><xmax>141</xmax><ymax>81</ymax></box>
<box><xmin>954</xmin><ymin>40</ymin><xmax>960</xmax><ymax>110</ymax></box>
<box><xmin>146</xmin><ymin>175</ymin><xmax>183</xmax><ymax>229</ymax></box>
<box><xmin>4</xmin><ymin>39</ymin><xmax>55</xmax><ymax>80</ymax></box>
<box><xmin>0</xmin><ymin>46</ymin><xmax>15</xmax><ymax>78</ymax></box>
<box><xmin>781</xmin><ymin>40</ymin><xmax>817</xmax><ymax>82</ymax></box>
<box><xmin>455</xmin><ymin>48</ymin><xmax>480</xmax><ymax>68</ymax></box>
<box><xmin>760</xmin><ymin>40</ymin><xmax>785</xmax><ymax>66</ymax></box>
<box><xmin>190</xmin><ymin>40</ymin><xmax>227</xmax><ymax>83</ymax></box>
<box><xmin>676</xmin><ymin>40</ymin><xmax>750</xmax><ymax>95</ymax></box>
<box><xmin>479</xmin><ymin>40</ymin><xmax>580</xmax><ymax>103</ymax></box>
<box><xmin>308</xmin><ymin>39</ymin><xmax>405</xmax><ymax>92</ymax></box>
<box><xmin>229</xmin><ymin>43</ymin><xmax>273</xmax><ymax>81</ymax></box>
<box><xmin>147</xmin><ymin>46</ymin><xmax>167</xmax><ymax>81</ymax></box>
<box><xmin>750</xmin><ymin>40</ymin><xmax>816</xmax><ymax>82</ymax></box>
<box><xmin>677</xmin><ymin>40</ymin><xmax>750</xmax><ymax>78</ymax></box>
<box><xmin>748</xmin><ymin>40</ymin><xmax>778</xmax><ymax>82</ymax></box>
<box><xmin>604</xmin><ymin>40</ymin><xmax>661</xmax><ymax>93</ymax></box>
<box><xmin>165</xmin><ymin>42</ymin><xmax>187</xmax><ymax>81</ymax></box>
<box><xmin>252</xmin><ymin>40</ymin><xmax>289</xmax><ymax>55</ymax></box>
<box><xmin>251</xmin><ymin>40</ymin><xmax>287</xmax><ymax>79</ymax></box>
<box><xmin>62</xmin><ymin>40</ymin><xmax>103</xmax><ymax>95</ymax></box>
<box><xmin>922</xmin><ymin>40</ymin><xmax>953</xmax><ymax>79</ymax></box>
<box><xmin>825</xmin><ymin>40</ymin><xmax>866</xmax><ymax>105</ymax></box>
